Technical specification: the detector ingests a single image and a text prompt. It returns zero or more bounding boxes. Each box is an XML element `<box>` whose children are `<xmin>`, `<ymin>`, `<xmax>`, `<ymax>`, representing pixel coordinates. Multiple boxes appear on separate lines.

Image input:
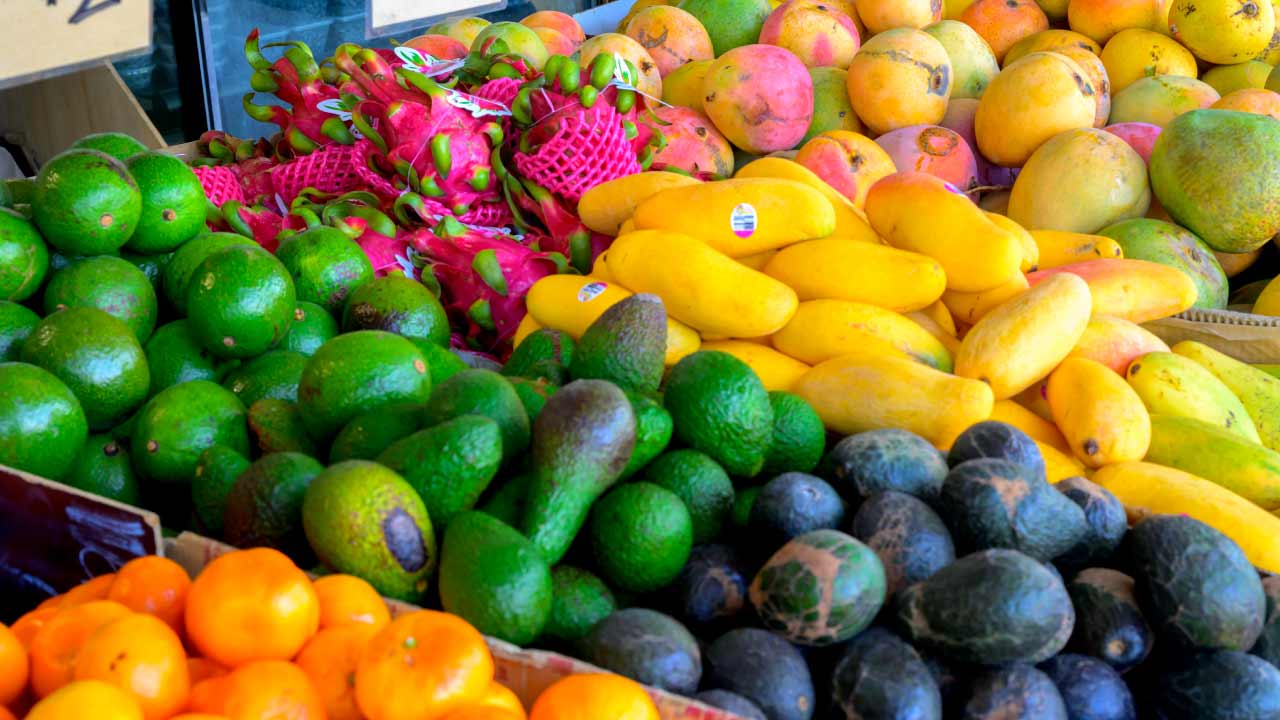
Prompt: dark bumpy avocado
<box><xmin>581</xmin><ymin>608</ymin><xmax>702</xmax><ymax>696</ymax></box>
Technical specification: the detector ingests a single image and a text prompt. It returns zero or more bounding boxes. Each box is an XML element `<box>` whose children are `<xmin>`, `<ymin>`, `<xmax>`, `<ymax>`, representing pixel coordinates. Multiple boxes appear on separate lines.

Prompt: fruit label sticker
<box><xmin>315</xmin><ymin>98</ymin><xmax>364</xmax><ymax>139</ymax></box>
<box><xmin>394</xmin><ymin>46</ymin><xmax>463</xmax><ymax>79</ymax></box>
<box><xmin>578</xmin><ymin>282</ymin><xmax>609</xmax><ymax>302</ymax></box>
<box><xmin>731</xmin><ymin>203</ymin><xmax>759</xmax><ymax>238</ymax></box>
<box><xmin>444</xmin><ymin>90</ymin><xmax>513</xmax><ymax>119</ymax></box>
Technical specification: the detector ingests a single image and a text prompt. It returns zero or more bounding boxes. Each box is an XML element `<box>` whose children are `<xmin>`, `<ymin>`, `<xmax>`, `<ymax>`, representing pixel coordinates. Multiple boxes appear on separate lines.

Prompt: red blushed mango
<box><xmin>760</xmin><ymin>0</ymin><xmax>861</xmax><ymax>69</ymax></box>
<box><xmin>703</xmin><ymin>44</ymin><xmax>815</xmax><ymax>154</ymax></box>
<box><xmin>874</xmin><ymin>125</ymin><xmax>980</xmax><ymax>191</ymax></box>
<box><xmin>625</xmin><ymin>6</ymin><xmax>714</xmax><ymax>77</ymax></box>
<box><xmin>1108</xmin><ymin>75</ymin><xmax>1220</xmax><ymax>127</ymax></box>
<box><xmin>521</xmin><ymin>10</ymin><xmax>586</xmax><ymax>44</ymax></box>
<box><xmin>795</xmin><ymin>130</ymin><xmax>897</xmax><ymax>209</ymax></box>
<box><xmin>402</xmin><ymin>34</ymin><xmax>468</xmax><ymax>60</ymax></box>
<box><xmin>1067</xmin><ymin>0</ymin><xmax>1163</xmax><ymax>45</ymax></box>
<box><xmin>531</xmin><ymin>27</ymin><xmax>577</xmax><ymax>57</ymax></box>
<box><xmin>940</xmin><ymin>98</ymin><xmax>1006</xmax><ymax>187</ymax></box>
<box><xmin>1070</xmin><ymin>315</ymin><xmax>1170</xmax><ymax>375</ymax></box>
<box><xmin>1212</xmin><ymin>88</ymin><xmax>1280</xmax><ymax>120</ymax></box>
<box><xmin>960</xmin><ymin>0</ymin><xmax>1050</xmax><ymax>61</ymax></box>
<box><xmin>1102</xmin><ymin>122</ymin><xmax>1161</xmax><ymax>163</ymax></box>
<box><xmin>579</xmin><ymin>33</ymin><xmax>663</xmax><ymax>98</ymax></box>
<box><xmin>847</xmin><ymin>28</ymin><xmax>953</xmax><ymax>135</ymax></box>
<box><xmin>642</xmin><ymin>105</ymin><xmax>736</xmax><ymax>177</ymax></box>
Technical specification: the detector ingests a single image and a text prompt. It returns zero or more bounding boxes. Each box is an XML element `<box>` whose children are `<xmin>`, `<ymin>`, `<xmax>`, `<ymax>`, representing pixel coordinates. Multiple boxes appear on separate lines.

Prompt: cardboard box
<box><xmin>1145</xmin><ymin>308</ymin><xmax>1280</xmax><ymax>363</ymax></box>
<box><xmin>166</xmin><ymin>532</ymin><xmax>743</xmax><ymax>720</ymax></box>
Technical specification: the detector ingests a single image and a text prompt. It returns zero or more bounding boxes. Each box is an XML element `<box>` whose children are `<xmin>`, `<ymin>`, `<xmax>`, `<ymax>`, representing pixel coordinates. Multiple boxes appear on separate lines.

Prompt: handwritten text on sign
<box><xmin>0</xmin><ymin>0</ymin><xmax>151</xmax><ymax>88</ymax></box>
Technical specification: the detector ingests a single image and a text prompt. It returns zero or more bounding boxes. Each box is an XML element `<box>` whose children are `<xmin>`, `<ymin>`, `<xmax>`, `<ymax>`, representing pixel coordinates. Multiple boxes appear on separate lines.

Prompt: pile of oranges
<box><xmin>0</xmin><ymin>548</ymin><xmax>661</xmax><ymax>720</ymax></box>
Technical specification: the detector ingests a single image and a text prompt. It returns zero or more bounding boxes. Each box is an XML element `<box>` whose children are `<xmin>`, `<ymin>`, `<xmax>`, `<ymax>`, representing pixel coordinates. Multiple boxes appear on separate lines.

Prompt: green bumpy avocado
<box><xmin>0</xmin><ymin>302</ymin><xmax>39</xmax><ymax>362</ymax></box>
<box><xmin>280</xmin><ymin>302</ymin><xmax>338</xmax><ymax>357</ymax></box>
<box><xmin>341</xmin><ymin>274</ymin><xmax>450</xmax><ymax>349</ymax></box>
<box><xmin>502</xmin><ymin>328</ymin><xmax>574</xmax><ymax>384</ymax></box>
<box><xmin>222</xmin><ymin>350</ymin><xmax>307</xmax><ymax>407</ymax></box>
<box><xmin>161</xmin><ymin>232</ymin><xmax>254</xmax><ymax>314</ymax></box>
<box><xmin>589</xmin><ymin>482</ymin><xmax>694</xmax><ymax>593</ymax></box>
<box><xmin>69</xmin><ymin>133</ymin><xmax>148</xmax><ymax>163</ymax></box>
<box><xmin>186</xmin><ymin>245</ymin><xmax>296</xmax><ymax>359</ymax></box>
<box><xmin>0</xmin><ymin>362</ymin><xmax>89</xmax><ymax>480</ymax></box>
<box><xmin>131</xmin><ymin>379</ymin><xmax>249</xmax><ymax>484</ymax></box>
<box><xmin>275</xmin><ymin>226</ymin><xmax>374</xmax><ymax>315</ymax></box>
<box><xmin>377</xmin><ymin>415</ymin><xmax>504</xmax><ymax>529</ymax></box>
<box><xmin>424</xmin><ymin>369</ymin><xmax>530</xmax><ymax>464</ymax></box>
<box><xmin>42</xmin><ymin>255</ymin><xmax>158</xmax><ymax>343</ymax></box>
<box><xmin>20</xmin><ymin>308</ymin><xmax>150</xmax><ymax>431</ymax></box>
<box><xmin>544</xmin><ymin>565</ymin><xmax>617</xmax><ymax>643</ymax></box>
<box><xmin>144</xmin><ymin>320</ymin><xmax>227</xmax><ymax>394</ymax></box>
<box><xmin>125</xmin><ymin>152</ymin><xmax>208</xmax><ymax>254</ymax></box>
<box><xmin>302</xmin><ymin>460</ymin><xmax>436</xmax><ymax>602</ymax></box>
<box><xmin>620</xmin><ymin>390</ymin><xmax>673</xmax><ymax>478</ymax></box>
<box><xmin>247</xmin><ymin>398</ymin><xmax>317</xmax><ymax>457</ymax></box>
<box><xmin>0</xmin><ymin>208</ymin><xmax>49</xmax><ymax>302</ymax></box>
<box><xmin>570</xmin><ymin>294</ymin><xmax>667</xmax><ymax>394</ymax></box>
<box><xmin>763</xmin><ymin>391</ymin><xmax>826</xmax><ymax>474</ymax></box>
<box><xmin>32</xmin><ymin>150</ymin><xmax>141</xmax><ymax>256</ymax></box>
<box><xmin>65</xmin><ymin>434</ymin><xmax>140</xmax><ymax>505</ymax></box>
<box><xmin>192</xmin><ymin>445</ymin><xmax>251</xmax><ymax>534</ymax></box>
<box><xmin>438</xmin><ymin>510</ymin><xmax>553</xmax><ymax>645</ymax></box>
<box><xmin>224</xmin><ymin>451</ymin><xmax>325</xmax><ymax>559</ymax></box>
<box><xmin>664</xmin><ymin>350</ymin><xmax>774</xmax><ymax>477</ymax></box>
<box><xmin>296</xmin><ymin>330</ymin><xmax>432</xmax><ymax>441</ymax></box>
<box><xmin>329</xmin><ymin>403</ymin><xmax>425</xmax><ymax>463</ymax></box>
<box><xmin>644</xmin><ymin>449</ymin><xmax>735</xmax><ymax>544</ymax></box>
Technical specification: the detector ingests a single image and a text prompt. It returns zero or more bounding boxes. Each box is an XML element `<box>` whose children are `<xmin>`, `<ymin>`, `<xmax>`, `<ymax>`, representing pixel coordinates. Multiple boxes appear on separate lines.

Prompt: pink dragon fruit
<box><xmin>415</xmin><ymin>216</ymin><xmax>564</xmax><ymax>352</ymax></box>
<box><xmin>191</xmin><ymin>165</ymin><xmax>245</xmax><ymax>209</ymax></box>
<box><xmin>241</xmin><ymin>30</ymin><xmax>354</xmax><ymax>158</ymax></box>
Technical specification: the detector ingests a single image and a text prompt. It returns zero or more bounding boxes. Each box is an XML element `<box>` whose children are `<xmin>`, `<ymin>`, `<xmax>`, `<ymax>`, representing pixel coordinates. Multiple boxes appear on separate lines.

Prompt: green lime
<box><xmin>32</xmin><ymin>150</ymin><xmax>141</xmax><ymax>255</ymax></box>
<box><xmin>65</xmin><ymin>435</ymin><xmax>140</xmax><ymax>505</ymax></box>
<box><xmin>763</xmin><ymin>391</ymin><xmax>826</xmax><ymax>475</ymax></box>
<box><xmin>589</xmin><ymin>482</ymin><xmax>694</xmax><ymax>593</ymax></box>
<box><xmin>161</xmin><ymin>232</ymin><xmax>254</xmax><ymax>314</ymax></box>
<box><xmin>664</xmin><ymin>351</ymin><xmax>773</xmax><ymax>477</ymax></box>
<box><xmin>131</xmin><ymin>379</ymin><xmax>249</xmax><ymax>484</ymax></box>
<box><xmin>125</xmin><ymin>152</ymin><xmax>208</xmax><ymax>254</ymax></box>
<box><xmin>144</xmin><ymin>320</ymin><xmax>229</xmax><ymax>394</ymax></box>
<box><xmin>297</xmin><ymin>331</ymin><xmax>432</xmax><ymax>440</ymax></box>
<box><xmin>342</xmin><ymin>275</ymin><xmax>450</xmax><ymax>349</ymax></box>
<box><xmin>0</xmin><ymin>301</ymin><xmax>39</xmax><ymax>362</ymax></box>
<box><xmin>43</xmin><ymin>255</ymin><xmax>158</xmax><ymax>343</ymax></box>
<box><xmin>276</xmin><ymin>226</ymin><xmax>374</xmax><ymax>315</ymax></box>
<box><xmin>192</xmin><ymin>444</ymin><xmax>250</xmax><ymax>534</ymax></box>
<box><xmin>0</xmin><ymin>208</ymin><xmax>49</xmax><ymax>301</ymax></box>
<box><xmin>222</xmin><ymin>350</ymin><xmax>306</xmax><ymax>407</ymax></box>
<box><xmin>70</xmin><ymin>133</ymin><xmax>148</xmax><ymax>163</ymax></box>
<box><xmin>0</xmin><ymin>362</ymin><xmax>89</xmax><ymax>480</ymax></box>
<box><xmin>544</xmin><ymin>565</ymin><xmax>617</xmax><ymax>642</ymax></box>
<box><xmin>186</xmin><ymin>245</ymin><xmax>296</xmax><ymax>358</ymax></box>
<box><xmin>280</xmin><ymin>302</ymin><xmax>338</xmax><ymax>357</ymax></box>
<box><xmin>644</xmin><ymin>449</ymin><xmax>735</xmax><ymax>543</ymax></box>
<box><xmin>20</xmin><ymin>308</ymin><xmax>150</xmax><ymax>431</ymax></box>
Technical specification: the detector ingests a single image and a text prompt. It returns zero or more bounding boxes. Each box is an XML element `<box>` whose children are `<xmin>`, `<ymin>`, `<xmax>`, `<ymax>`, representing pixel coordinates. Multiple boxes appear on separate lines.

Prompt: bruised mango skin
<box><xmin>1126</xmin><ymin>351</ymin><xmax>1261</xmax><ymax>443</ymax></box>
<box><xmin>606</xmin><ymin>229</ymin><xmax>799</xmax><ymax>338</ymax></box>
<box><xmin>702</xmin><ymin>44</ymin><xmax>815</xmax><ymax>155</ymax></box>
<box><xmin>795</xmin><ymin>131</ymin><xmax>898</xmax><ymax>210</ymax></box>
<box><xmin>847</xmin><ymin>28</ymin><xmax>953</xmax><ymax>136</ymax></box>
<box><xmin>1048</xmin><ymin>356</ymin><xmax>1151</xmax><ymax>468</ymax></box>
<box><xmin>975</xmin><ymin>52</ymin><xmax>1097</xmax><ymax>167</ymax></box>
<box><xmin>865</xmin><ymin>171</ymin><xmax>1024</xmax><ymax>293</ymax></box>
<box><xmin>876</xmin><ymin>125</ymin><xmax>980</xmax><ymax>192</ymax></box>
<box><xmin>624</xmin><ymin>5</ymin><xmax>714</xmax><ymax>77</ymax></box>
<box><xmin>794</xmin><ymin>349</ymin><xmax>994</xmax><ymax>449</ymax></box>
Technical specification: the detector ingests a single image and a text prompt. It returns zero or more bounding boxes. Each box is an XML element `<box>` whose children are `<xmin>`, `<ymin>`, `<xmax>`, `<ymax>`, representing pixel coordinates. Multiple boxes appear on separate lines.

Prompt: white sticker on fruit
<box><xmin>730</xmin><ymin>203</ymin><xmax>758</xmax><ymax>238</ymax></box>
<box><xmin>444</xmin><ymin>89</ymin><xmax>513</xmax><ymax>119</ymax></box>
<box><xmin>395</xmin><ymin>45</ymin><xmax>463</xmax><ymax>79</ymax></box>
<box><xmin>578</xmin><ymin>282</ymin><xmax>609</xmax><ymax>302</ymax></box>
<box><xmin>315</xmin><ymin>98</ymin><xmax>364</xmax><ymax>139</ymax></box>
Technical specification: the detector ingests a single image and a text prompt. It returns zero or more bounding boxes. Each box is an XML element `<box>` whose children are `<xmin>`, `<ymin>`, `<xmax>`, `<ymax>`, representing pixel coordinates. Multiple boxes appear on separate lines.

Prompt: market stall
<box><xmin>5</xmin><ymin>0</ymin><xmax>1280</xmax><ymax>718</ymax></box>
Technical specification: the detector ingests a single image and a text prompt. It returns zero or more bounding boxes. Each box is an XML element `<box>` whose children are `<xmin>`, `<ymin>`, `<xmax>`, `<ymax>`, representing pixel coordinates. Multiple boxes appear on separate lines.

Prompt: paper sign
<box><xmin>0</xmin><ymin>0</ymin><xmax>152</xmax><ymax>90</ymax></box>
<box><xmin>367</xmin><ymin>0</ymin><xmax>507</xmax><ymax>37</ymax></box>
<box><xmin>0</xmin><ymin>464</ymin><xmax>160</xmax><ymax>621</ymax></box>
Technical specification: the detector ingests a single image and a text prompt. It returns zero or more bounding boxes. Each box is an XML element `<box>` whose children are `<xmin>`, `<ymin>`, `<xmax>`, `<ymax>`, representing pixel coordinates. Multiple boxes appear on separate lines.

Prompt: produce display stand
<box><xmin>1146</xmin><ymin>308</ymin><xmax>1280</xmax><ymax>363</ymax></box>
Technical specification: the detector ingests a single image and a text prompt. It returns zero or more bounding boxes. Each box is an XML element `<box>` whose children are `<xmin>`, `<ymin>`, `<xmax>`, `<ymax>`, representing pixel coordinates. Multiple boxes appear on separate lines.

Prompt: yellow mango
<box><xmin>941</xmin><ymin>273</ymin><xmax>1030</xmax><ymax>325</ymax></box>
<box><xmin>734</xmin><ymin>157</ymin><xmax>882</xmax><ymax>243</ymax></box>
<box><xmin>1146</xmin><ymin>414</ymin><xmax>1280</xmax><ymax>509</ymax></box>
<box><xmin>865</xmin><ymin>171</ymin><xmax>1024</xmax><ymax>292</ymax></box>
<box><xmin>763</xmin><ymin>236</ymin><xmax>946</xmax><ymax>312</ymax></box>
<box><xmin>1125</xmin><ymin>351</ymin><xmax>1261</xmax><ymax>443</ymax></box>
<box><xmin>524</xmin><ymin>274</ymin><xmax>701</xmax><ymax>364</ymax></box>
<box><xmin>905</xmin><ymin>311</ymin><xmax>962</xmax><ymax>357</ymax></box>
<box><xmin>618</xmin><ymin>218</ymin><xmax>636</xmax><ymax>235</ymax></box>
<box><xmin>1030</xmin><ymin>230</ymin><xmax>1124</xmax><ymax>269</ymax></box>
<box><xmin>772</xmin><ymin>299</ymin><xmax>954</xmax><ymax>371</ymax></box>
<box><xmin>737</xmin><ymin>250</ymin><xmax>778</xmax><ymax>271</ymax></box>
<box><xmin>513</xmin><ymin>312</ymin><xmax>544</xmax><ymax>347</ymax></box>
<box><xmin>984</xmin><ymin>211</ymin><xmax>1040</xmax><ymax>271</ymax></box>
<box><xmin>956</xmin><ymin>273</ymin><xmax>1093</xmax><ymax>399</ymax></box>
<box><xmin>606</xmin><ymin>230</ymin><xmax>799</xmax><ymax>338</ymax></box>
<box><xmin>701</xmin><ymin>340</ymin><xmax>812</xmax><ymax>392</ymax></box>
<box><xmin>1016</xmin><ymin>380</ymin><xmax>1055</xmax><ymax>421</ymax></box>
<box><xmin>590</xmin><ymin>253</ymin><xmax>614</xmax><ymax>282</ymax></box>
<box><xmin>1252</xmin><ymin>274</ymin><xmax>1280</xmax><ymax>316</ymax></box>
<box><xmin>991</xmin><ymin>399</ymin><xmax>1072</xmax><ymax>454</ymax></box>
<box><xmin>1093</xmin><ymin>461</ymin><xmax>1280</xmax><ymax>573</ymax></box>
<box><xmin>920</xmin><ymin>300</ymin><xmax>957</xmax><ymax>336</ymax></box>
<box><xmin>1039</xmin><ymin>440</ymin><xmax>1088</xmax><ymax>482</ymax></box>
<box><xmin>1069</xmin><ymin>315</ymin><xmax>1168</xmax><ymax>375</ymax></box>
<box><xmin>793</xmin><ymin>350</ymin><xmax>995</xmax><ymax>449</ymax></box>
<box><xmin>1048</xmin><ymin>356</ymin><xmax>1151</xmax><ymax>468</ymax></box>
<box><xmin>1172</xmin><ymin>340</ymin><xmax>1280</xmax><ymax>453</ymax></box>
<box><xmin>577</xmin><ymin>171</ymin><xmax>701</xmax><ymax>236</ymax></box>
<box><xmin>632</xmin><ymin>178</ymin><xmax>837</xmax><ymax>257</ymax></box>
<box><xmin>1026</xmin><ymin>259</ymin><xmax>1197</xmax><ymax>323</ymax></box>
